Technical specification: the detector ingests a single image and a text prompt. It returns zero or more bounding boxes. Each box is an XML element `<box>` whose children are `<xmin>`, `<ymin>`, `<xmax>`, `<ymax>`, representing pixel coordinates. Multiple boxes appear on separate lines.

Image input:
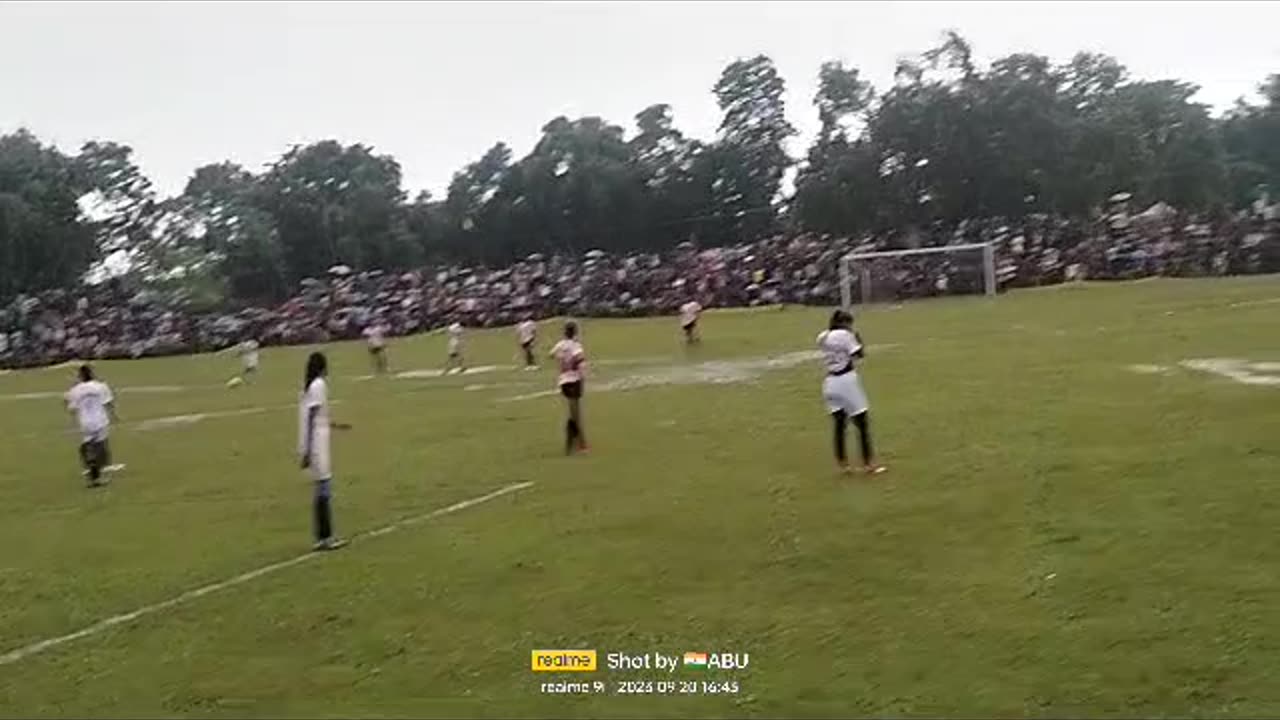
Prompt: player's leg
<box><xmin>850</xmin><ymin>411</ymin><xmax>885</xmax><ymax>474</ymax></box>
<box><xmin>79</xmin><ymin>440</ymin><xmax>101</xmax><ymax>485</ymax></box>
<box><xmin>571</xmin><ymin>390</ymin><xmax>587</xmax><ymax>452</ymax></box>
<box><xmin>831</xmin><ymin>409</ymin><xmax>849</xmax><ymax>470</ymax></box>
<box><xmin>312</xmin><ymin>478</ymin><xmax>344</xmax><ymax>550</ymax></box>
<box><xmin>378</xmin><ymin>348</ymin><xmax>389</xmax><ymax>374</ymax></box>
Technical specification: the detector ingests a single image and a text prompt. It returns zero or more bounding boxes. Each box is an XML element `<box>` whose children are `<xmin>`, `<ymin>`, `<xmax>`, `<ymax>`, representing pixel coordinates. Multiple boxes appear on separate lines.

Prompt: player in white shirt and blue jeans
<box><xmin>65</xmin><ymin>364</ymin><xmax>119</xmax><ymax>487</ymax></box>
<box><xmin>817</xmin><ymin>310</ymin><xmax>885</xmax><ymax>475</ymax></box>
<box><xmin>299</xmin><ymin>352</ymin><xmax>352</xmax><ymax>551</ymax></box>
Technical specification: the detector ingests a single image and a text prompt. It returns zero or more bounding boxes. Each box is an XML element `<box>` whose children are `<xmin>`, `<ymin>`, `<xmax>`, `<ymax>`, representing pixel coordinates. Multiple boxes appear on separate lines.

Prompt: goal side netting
<box><xmin>839</xmin><ymin>243</ymin><xmax>998</xmax><ymax>308</ymax></box>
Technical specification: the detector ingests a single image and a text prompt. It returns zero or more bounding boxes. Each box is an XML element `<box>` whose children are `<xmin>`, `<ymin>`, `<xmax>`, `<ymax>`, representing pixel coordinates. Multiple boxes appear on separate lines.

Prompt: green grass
<box><xmin>1</xmin><ymin>277</ymin><xmax>1278</xmax><ymax>718</ymax></box>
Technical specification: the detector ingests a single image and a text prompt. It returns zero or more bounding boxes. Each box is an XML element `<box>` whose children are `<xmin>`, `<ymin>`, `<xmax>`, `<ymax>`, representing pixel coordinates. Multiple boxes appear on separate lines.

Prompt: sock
<box><xmin>565</xmin><ymin>419</ymin><xmax>578</xmax><ymax>452</ymax></box>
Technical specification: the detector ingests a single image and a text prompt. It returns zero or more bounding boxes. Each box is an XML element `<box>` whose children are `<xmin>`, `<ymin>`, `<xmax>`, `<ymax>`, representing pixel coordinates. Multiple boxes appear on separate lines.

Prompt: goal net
<box><xmin>839</xmin><ymin>243</ymin><xmax>997</xmax><ymax>308</ymax></box>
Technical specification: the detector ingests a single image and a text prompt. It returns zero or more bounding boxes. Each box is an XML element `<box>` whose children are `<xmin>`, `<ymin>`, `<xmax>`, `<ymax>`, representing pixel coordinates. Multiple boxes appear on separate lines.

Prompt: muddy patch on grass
<box><xmin>1127</xmin><ymin>364</ymin><xmax>1175</xmax><ymax>376</ymax></box>
<box><xmin>1180</xmin><ymin>358</ymin><xmax>1280</xmax><ymax>387</ymax></box>
<box><xmin>395</xmin><ymin>365</ymin><xmax>500</xmax><ymax>380</ymax></box>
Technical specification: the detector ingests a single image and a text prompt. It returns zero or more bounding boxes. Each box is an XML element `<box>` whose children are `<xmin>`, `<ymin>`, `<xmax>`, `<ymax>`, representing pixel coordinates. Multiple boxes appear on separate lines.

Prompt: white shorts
<box><xmin>81</xmin><ymin>426</ymin><xmax>109</xmax><ymax>444</ymax></box>
<box><xmin>307</xmin><ymin>444</ymin><xmax>332</xmax><ymax>481</ymax></box>
<box><xmin>447</xmin><ymin>340</ymin><xmax>461</xmax><ymax>356</ymax></box>
<box><xmin>822</xmin><ymin>372</ymin><xmax>869</xmax><ymax>416</ymax></box>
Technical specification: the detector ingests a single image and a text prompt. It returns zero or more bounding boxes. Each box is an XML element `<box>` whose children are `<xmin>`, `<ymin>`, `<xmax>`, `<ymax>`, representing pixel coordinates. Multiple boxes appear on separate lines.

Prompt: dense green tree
<box><xmin>0</xmin><ymin>130</ymin><xmax>97</xmax><ymax>297</ymax></box>
<box><xmin>710</xmin><ymin>55</ymin><xmax>796</xmax><ymax>240</ymax></box>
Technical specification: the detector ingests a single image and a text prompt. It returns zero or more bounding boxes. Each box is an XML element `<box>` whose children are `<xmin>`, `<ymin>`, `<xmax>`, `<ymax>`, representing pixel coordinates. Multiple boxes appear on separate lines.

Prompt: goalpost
<box><xmin>839</xmin><ymin>242</ymin><xmax>997</xmax><ymax>309</ymax></box>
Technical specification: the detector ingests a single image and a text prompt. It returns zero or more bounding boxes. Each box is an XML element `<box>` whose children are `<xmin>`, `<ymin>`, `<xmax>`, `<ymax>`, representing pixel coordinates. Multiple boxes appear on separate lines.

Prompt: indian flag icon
<box><xmin>683</xmin><ymin>652</ymin><xmax>708</xmax><ymax>669</ymax></box>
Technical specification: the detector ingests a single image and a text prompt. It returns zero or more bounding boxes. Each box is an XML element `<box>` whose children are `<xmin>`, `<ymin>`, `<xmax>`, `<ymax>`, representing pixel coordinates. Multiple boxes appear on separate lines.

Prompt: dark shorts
<box><xmin>521</xmin><ymin>340</ymin><xmax>534</xmax><ymax>351</ymax></box>
<box><xmin>368</xmin><ymin>346</ymin><xmax>385</xmax><ymax>356</ymax></box>
<box><xmin>559</xmin><ymin>381</ymin><xmax>583</xmax><ymax>399</ymax></box>
<box><xmin>682</xmin><ymin>319</ymin><xmax>698</xmax><ymax>332</ymax></box>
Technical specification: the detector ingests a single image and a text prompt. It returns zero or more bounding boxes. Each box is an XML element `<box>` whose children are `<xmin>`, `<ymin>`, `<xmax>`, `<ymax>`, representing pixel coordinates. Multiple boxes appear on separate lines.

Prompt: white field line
<box><xmin>1229</xmin><ymin>297</ymin><xmax>1280</xmax><ymax>308</ymax></box>
<box><xmin>497</xmin><ymin>346</ymin><xmax>900</xmax><ymax>403</ymax></box>
<box><xmin>17</xmin><ymin>402</ymin><xmax>331</xmax><ymax>440</ymax></box>
<box><xmin>0</xmin><ymin>481</ymin><xmax>535</xmax><ymax>667</ymax></box>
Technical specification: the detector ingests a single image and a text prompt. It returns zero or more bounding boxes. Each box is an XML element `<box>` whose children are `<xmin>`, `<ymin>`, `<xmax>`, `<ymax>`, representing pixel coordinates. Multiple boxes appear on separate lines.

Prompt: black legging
<box><xmin>832</xmin><ymin>410</ymin><xmax>873</xmax><ymax>465</ymax></box>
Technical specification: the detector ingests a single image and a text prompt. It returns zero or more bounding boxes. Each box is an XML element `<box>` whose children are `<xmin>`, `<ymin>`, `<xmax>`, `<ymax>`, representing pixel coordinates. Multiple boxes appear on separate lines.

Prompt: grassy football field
<box><xmin>0</xmin><ymin>277</ymin><xmax>1278</xmax><ymax>718</ymax></box>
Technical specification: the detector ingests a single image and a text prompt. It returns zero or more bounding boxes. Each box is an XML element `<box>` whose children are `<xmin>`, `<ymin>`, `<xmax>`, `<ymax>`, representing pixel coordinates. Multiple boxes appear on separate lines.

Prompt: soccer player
<box><xmin>549</xmin><ymin>321</ymin><xmax>588</xmax><ymax>455</ymax></box>
<box><xmin>679</xmin><ymin>299</ymin><xmax>702</xmax><ymax>345</ymax></box>
<box><xmin>237</xmin><ymin>336</ymin><xmax>260</xmax><ymax>381</ymax></box>
<box><xmin>516</xmin><ymin>316</ymin><xmax>538</xmax><ymax>370</ymax></box>
<box><xmin>299</xmin><ymin>351</ymin><xmax>352</xmax><ymax>551</ymax></box>
<box><xmin>65</xmin><ymin>364</ymin><xmax>119</xmax><ymax>487</ymax></box>
<box><xmin>817</xmin><ymin>309</ymin><xmax>885</xmax><ymax>475</ymax></box>
<box><xmin>363</xmin><ymin>319</ymin><xmax>389</xmax><ymax>375</ymax></box>
<box><xmin>443</xmin><ymin>320</ymin><xmax>466</xmax><ymax>375</ymax></box>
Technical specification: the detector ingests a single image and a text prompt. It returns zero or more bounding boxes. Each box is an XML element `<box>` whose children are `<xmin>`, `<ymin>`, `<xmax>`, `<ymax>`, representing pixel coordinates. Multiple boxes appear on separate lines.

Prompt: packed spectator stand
<box><xmin>3</xmin><ymin>199</ymin><xmax>1278</xmax><ymax>369</ymax></box>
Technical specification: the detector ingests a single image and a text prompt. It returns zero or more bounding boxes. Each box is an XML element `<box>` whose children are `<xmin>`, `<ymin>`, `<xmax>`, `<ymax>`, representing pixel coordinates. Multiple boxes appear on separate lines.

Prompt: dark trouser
<box><xmin>832</xmin><ymin>410</ymin><xmax>873</xmax><ymax>465</ymax></box>
<box><xmin>561</xmin><ymin>381</ymin><xmax>585</xmax><ymax>454</ymax></box>
<box><xmin>79</xmin><ymin>440</ymin><xmax>106</xmax><ymax>482</ymax></box>
<box><xmin>522</xmin><ymin>342</ymin><xmax>535</xmax><ymax>366</ymax></box>
<box><xmin>313</xmin><ymin>479</ymin><xmax>334</xmax><ymax>541</ymax></box>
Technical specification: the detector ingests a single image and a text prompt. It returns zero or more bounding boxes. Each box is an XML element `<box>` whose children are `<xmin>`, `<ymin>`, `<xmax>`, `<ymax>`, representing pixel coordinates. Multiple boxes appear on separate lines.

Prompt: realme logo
<box><xmin>531</xmin><ymin>649</ymin><xmax>598</xmax><ymax>672</ymax></box>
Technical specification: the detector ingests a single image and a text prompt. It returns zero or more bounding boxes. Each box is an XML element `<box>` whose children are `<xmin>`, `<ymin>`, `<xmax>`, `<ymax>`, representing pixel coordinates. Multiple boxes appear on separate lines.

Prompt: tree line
<box><xmin>2</xmin><ymin>32</ymin><xmax>1277</xmax><ymax>305</ymax></box>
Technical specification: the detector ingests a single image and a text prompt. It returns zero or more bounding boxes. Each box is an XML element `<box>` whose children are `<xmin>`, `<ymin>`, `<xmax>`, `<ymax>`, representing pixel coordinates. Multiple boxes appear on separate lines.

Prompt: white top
<box><xmin>238</xmin><ymin>340</ymin><xmax>260</xmax><ymax>368</ymax></box>
<box><xmin>516</xmin><ymin>320</ymin><xmax>537</xmax><ymax>344</ymax></box>
<box><xmin>550</xmin><ymin>339</ymin><xmax>586</xmax><ymax>386</ymax></box>
<box><xmin>66</xmin><ymin>380</ymin><xmax>113</xmax><ymax>434</ymax></box>
<box><xmin>298</xmin><ymin>377</ymin><xmax>331</xmax><ymax>477</ymax></box>
<box><xmin>363</xmin><ymin>324</ymin><xmax>386</xmax><ymax>349</ymax></box>
<box><xmin>816</xmin><ymin>328</ymin><xmax>861</xmax><ymax>374</ymax></box>
<box><xmin>680</xmin><ymin>301</ymin><xmax>702</xmax><ymax>326</ymax></box>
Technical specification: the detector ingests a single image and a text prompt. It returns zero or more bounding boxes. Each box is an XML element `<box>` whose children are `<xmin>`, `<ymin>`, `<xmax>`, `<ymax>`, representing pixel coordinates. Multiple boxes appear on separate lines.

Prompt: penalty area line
<box><xmin>0</xmin><ymin>481</ymin><xmax>535</xmax><ymax>668</ymax></box>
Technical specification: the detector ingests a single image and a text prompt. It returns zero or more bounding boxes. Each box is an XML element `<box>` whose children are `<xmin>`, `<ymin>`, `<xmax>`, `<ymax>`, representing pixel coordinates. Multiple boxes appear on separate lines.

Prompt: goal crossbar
<box><xmin>840</xmin><ymin>242</ymin><xmax>997</xmax><ymax>308</ymax></box>
<box><xmin>843</xmin><ymin>242</ymin><xmax>992</xmax><ymax>261</ymax></box>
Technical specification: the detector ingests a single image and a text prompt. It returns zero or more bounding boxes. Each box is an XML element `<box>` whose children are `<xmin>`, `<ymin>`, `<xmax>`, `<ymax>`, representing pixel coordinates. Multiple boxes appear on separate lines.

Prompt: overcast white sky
<box><xmin>2</xmin><ymin>1</ymin><xmax>1276</xmax><ymax>199</ymax></box>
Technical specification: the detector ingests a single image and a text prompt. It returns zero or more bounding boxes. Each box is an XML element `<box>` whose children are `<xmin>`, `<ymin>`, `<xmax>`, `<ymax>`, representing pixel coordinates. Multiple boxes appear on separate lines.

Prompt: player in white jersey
<box><xmin>516</xmin><ymin>317</ymin><xmax>538</xmax><ymax>370</ymax></box>
<box><xmin>299</xmin><ymin>352</ymin><xmax>352</xmax><ymax>551</ymax></box>
<box><xmin>65</xmin><ymin>364</ymin><xmax>119</xmax><ymax>487</ymax></box>
<box><xmin>817</xmin><ymin>310</ymin><xmax>885</xmax><ymax>475</ymax></box>
<box><xmin>443</xmin><ymin>320</ymin><xmax>467</xmax><ymax>375</ymax></box>
<box><xmin>363</xmin><ymin>320</ymin><xmax>389</xmax><ymax>375</ymax></box>
<box><xmin>549</xmin><ymin>321</ymin><xmax>589</xmax><ymax>455</ymax></box>
<box><xmin>237</xmin><ymin>337</ymin><xmax>260</xmax><ymax>380</ymax></box>
<box><xmin>679</xmin><ymin>300</ymin><xmax>703</xmax><ymax>345</ymax></box>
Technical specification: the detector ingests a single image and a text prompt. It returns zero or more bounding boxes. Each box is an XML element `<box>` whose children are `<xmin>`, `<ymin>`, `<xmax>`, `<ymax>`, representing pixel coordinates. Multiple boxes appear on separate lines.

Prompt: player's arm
<box><xmin>852</xmin><ymin>331</ymin><xmax>865</xmax><ymax>360</ymax></box>
<box><xmin>301</xmin><ymin>406</ymin><xmax>318</xmax><ymax>468</ymax></box>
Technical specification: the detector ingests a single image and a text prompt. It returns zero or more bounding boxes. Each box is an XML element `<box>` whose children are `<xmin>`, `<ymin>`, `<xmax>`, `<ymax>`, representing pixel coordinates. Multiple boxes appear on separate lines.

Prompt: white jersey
<box><xmin>517</xmin><ymin>320</ymin><xmax>537</xmax><ymax>345</ymax></box>
<box><xmin>680</xmin><ymin>301</ymin><xmax>702</xmax><ymax>327</ymax></box>
<box><xmin>363</xmin><ymin>325</ymin><xmax>386</xmax><ymax>349</ymax></box>
<box><xmin>550</xmin><ymin>339</ymin><xmax>586</xmax><ymax>386</ymax></box>
<box><xmin>816</xmin><ymin>328</ymin><xmax>868</xmax><ymax>415</ymax></box>
<box><xmin>447</xmin><ymin>322</ymin><xmax>464</xmax><ymax>353</ymax></box>
<box><xmin>66</xmin><ymin>380</ymin><xmax>113</xmax><ymax>438</ymax></box>
<box><xmin>238</xmin><ymin>340</ymin><xmax>260</xmax><ymax>369</ymax></box>
<box><xmin>298</xmin><ymin>377</ymin><xmax>332</xmax><ymax>480</ymax></box>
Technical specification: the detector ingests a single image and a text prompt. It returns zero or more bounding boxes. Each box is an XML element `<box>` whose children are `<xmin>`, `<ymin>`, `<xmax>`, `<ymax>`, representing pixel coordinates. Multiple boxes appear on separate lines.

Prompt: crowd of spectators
<box><xmin>3</xmin><ymin>198</ymin><xmax>1277</xmax><ymax>369</ymax></box>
